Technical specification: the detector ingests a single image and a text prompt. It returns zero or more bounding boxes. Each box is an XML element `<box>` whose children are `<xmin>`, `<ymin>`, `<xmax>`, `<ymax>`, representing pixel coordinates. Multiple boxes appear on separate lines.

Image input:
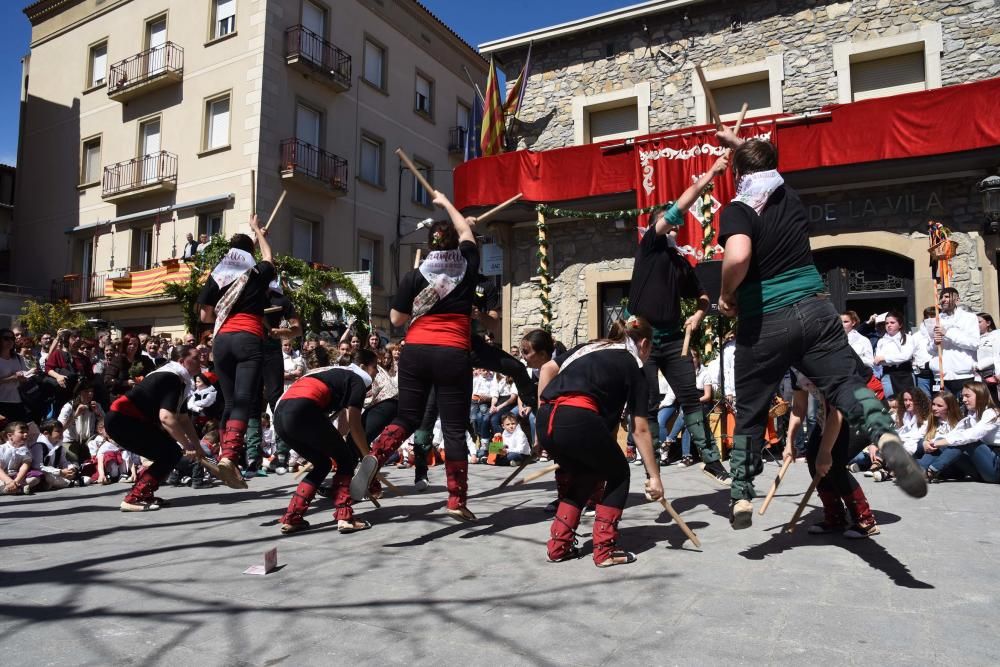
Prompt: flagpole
<box><xmin>462</xmin><ymin>65</ymin><xmax>486</xmax><ymax>106</ymax></box>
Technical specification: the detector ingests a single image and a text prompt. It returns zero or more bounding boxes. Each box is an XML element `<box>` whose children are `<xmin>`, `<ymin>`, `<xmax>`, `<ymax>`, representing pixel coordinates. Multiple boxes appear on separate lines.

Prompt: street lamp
<box><xmin>978</xmin><ymin>174</ymin><xmax>1000</xmax><ymax>234</ymax></box>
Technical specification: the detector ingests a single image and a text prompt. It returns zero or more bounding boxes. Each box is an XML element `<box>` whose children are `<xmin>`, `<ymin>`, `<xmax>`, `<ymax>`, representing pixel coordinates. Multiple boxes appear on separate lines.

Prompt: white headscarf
<box><xmin>210</xmin><ymin>249</ymin><xmax>255</xmax><ymax>289</ymax></box>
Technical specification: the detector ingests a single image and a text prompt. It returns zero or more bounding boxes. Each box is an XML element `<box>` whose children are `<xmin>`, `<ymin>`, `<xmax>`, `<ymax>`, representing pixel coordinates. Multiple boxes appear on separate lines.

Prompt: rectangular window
<box><xmin>292</xmin><ymin>218</ymin><xmax>315</xmax><ymax>262</ymax></box>
<box><xmin>88</xmin><ymin>41</ymin><xmax>107</xmax><ymax>88</ymax></box>
<box><xmin>412</xmin><ymin>160</ymin><xmax>432</xmax><ymax>207</ymax></box>
<box><xmin>213</xmin><ymin>0</ymin><xmax>236</xmax><ymax>39</ymax></box>
<box><xmin>204</xmin><ymin>94</ymin><xmax>231</xmax><ymax>150</ymax></box>
<box><xmin>133</xmin><ymin>227</ymin><xmax>155</xmax><ymax>270</ymax></box>
<box><xmin>359</xmin><ymin>134</ymin><xmax>383</xmax><ymax>186</ymax></box>
<box><xmin>363</xmin><ymin>39</ymin><xmax>385</xmax><ymax>89</ymax></box>
<box><xmin>711</xmin><ymin>77</ymin><xmax>771</xmax><ymax>119</ymax></box>
<box><xmin>588</xmin><ymin>102</ymin><xmax>639</xmax><ymax>143</ymax></box>
<box><xmin>198</xmin><ymin>211</ymin><xmax>223</xmax><ymax>238</ymax></box>
<box><xmin>415</xmin><ymin>73</ymin><xmax>433</xmax><ymax>116</ymax></box>
<box><xmin>850</xmin><ymin>50</ymin><xmax>925</xmax><ymax>101</ymax></box>
<box><xmin>81</xmin><ymin>136</ymin><xmax>101</xmax><ymax>184</ymax></box>
<box><xmin>456</xmin><ymin>102</ymin><xmax>471</xmax><ymax>131</ymax></box>
<box><xmin>358</xmin><ymin>236</ymin><xmax>382</xmax><ymax>286</ymax></box>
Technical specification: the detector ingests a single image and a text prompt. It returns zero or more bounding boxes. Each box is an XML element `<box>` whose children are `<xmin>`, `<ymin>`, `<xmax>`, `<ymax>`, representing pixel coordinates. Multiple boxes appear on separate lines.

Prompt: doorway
<box><xmin>813</xmin><ymin>247</ymin><xmax>915</xmax><ymax>326</ymax></box>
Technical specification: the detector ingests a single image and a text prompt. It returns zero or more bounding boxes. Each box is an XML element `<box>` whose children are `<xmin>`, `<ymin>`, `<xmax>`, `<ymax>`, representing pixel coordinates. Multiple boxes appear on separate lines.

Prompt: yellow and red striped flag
<box><xmin>480</xmin><ymin>56</ymin><xmax>505</xmax><ymax>157</ymax></box>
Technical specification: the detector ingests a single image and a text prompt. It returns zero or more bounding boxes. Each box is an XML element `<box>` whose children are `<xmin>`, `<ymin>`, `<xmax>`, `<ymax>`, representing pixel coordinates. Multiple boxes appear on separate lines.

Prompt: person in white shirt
<box><xmin>873</xmin><ymin>388</ymin><xmax>931</xmax><ymax>483</ymax></box>
<box><xmin>281</xmin><ymin>338</ymin><xmax>306</xmax><ymax>391</ymax></box>
<box><xmin>928</xmin><ymin>288</ymin><xmax>980</xmax><ymax>395</ymax></box>
<box><xmin>841</xmin><ymin>311</ymin><xmax>874</xmax><ymax>368</ymax></box>
<box><xmin>919</xmin><ymin>382</ymin><xmax>998</xmax><ymax>482</ymax></box>
<box><xmin>656</xmin><ymin>371</ymin><xmax>688</xmax><ymax>465</ymax></box>
<box><xmin>874</xmin><ymin>310</ymin><xmax>915</xmax><ymax>397</ymax></box>
<box><xmin>495</xmin><ymin>412</ymin><xmax>531</xmax><ymax>466</ymax></box>
<box><xmin>30</xmin><ymin>420</ymin><xmax>79</xmax><ymax>490</ymax></box>
<box><xmin>1</xmin><ymin>422</ymin><xmax>40</xmax><ymax>494</ymax></box>
<box><xmin>488</xmin><ymin>373</ymin><xmax>519</xmax><ymax>434</ymax></box>
<box><xmin>911</xmin><ymin>307</ymin><xmax>937</xmax><ymax>397</ymax></box>
<box><xmin>470</xmin><ymin>369</ymin><xmax>497</xmax><ymax>442</ymax></box>
<box><xmin>975</xmin><ymin>312</ymin><xmax>1000</xmax><ymax>403</ymax></box>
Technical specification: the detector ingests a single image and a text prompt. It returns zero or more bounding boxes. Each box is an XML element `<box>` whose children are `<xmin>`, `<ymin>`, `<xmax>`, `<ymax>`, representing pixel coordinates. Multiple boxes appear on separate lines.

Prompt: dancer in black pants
<box><xmin>537</xmin><ymin>315</ymin><xmax>663</xmax><ymax>567</ymax></box>
<box><xmin>197</xmin><ymin>214</ymin><xmax>274</xmax><ymax>489</ymax></box>
<box><xmin>245</xmin><ymin>281</ymin><xmax>301</xmax><ymax>476</ymax></box>
<box><xmin>275</xmin><ymin>347</ymin><xmax>378</xmax><ymax>534</ymax></box>
<box><xmin>105</xmin><ymin>345</ymin><xmax>203</xmax><ymax>512</ymax></box>
<box><xmin>628</xmin><ymin>155</ymin><xmax>732</xmax><ymax>485</ymax></box>
<box><xmin>351</xmin><ymin>190</ymin><xmax>480</xmax><ymax>522</ymax></box>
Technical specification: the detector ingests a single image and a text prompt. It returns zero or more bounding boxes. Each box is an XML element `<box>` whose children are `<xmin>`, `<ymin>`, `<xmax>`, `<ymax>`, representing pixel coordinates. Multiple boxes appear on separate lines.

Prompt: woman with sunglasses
<box><xmin>0</xmin><ymin>328</ymin><xmax>32</xmax><ymax>423</ymax></box>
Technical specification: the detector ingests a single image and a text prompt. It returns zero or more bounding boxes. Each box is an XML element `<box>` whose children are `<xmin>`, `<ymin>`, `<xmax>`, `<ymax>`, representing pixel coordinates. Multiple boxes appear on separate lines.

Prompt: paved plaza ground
<box><xmin>2</xmin><ymin>458</ymin><xmax>998</xmax><ymax>666</ymax></box>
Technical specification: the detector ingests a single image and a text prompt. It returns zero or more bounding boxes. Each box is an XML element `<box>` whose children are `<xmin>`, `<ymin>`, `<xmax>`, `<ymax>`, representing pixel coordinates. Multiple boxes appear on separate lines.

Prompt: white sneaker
<box><xmin>632</xmin><ymin>455</ymin><xmax>644</xmax><ymax>466</ymax></box>
<box><xmin>275</xmin><ymin>466</ymin><xmax>288</xmax><ymax>475</ymax></box>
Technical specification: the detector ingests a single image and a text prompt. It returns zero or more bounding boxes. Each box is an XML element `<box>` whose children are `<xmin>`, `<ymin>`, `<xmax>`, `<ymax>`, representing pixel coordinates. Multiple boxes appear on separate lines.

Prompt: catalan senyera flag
<box><xmin>480</xmin><ymin>56</ymin><xmax>505</xmax><ymax>157</ymax></box>
<box><xmin>503</xmin><ymin>41</ymin><xmax>532</xmax><ymax>117</ymax></box>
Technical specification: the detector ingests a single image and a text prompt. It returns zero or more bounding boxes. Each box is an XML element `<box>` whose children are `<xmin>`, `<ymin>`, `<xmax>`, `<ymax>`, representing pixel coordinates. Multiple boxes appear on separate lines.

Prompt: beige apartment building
<box><xmin>15</xmin><ymin>0</ymin><xmax>486</xmax><ymax>336</ymax></box>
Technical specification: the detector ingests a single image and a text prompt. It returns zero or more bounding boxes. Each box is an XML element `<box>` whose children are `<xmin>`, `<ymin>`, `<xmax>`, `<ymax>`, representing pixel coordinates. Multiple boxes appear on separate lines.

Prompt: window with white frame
<box><xmin>412</xmin><ymin>160</ymin><xmax>432</xmax><ymax>206</ymax></box>
<box><xmin>88</xmin><ymin>41</ymin><xmax>107</xmax><ymax>88</ymax></box>
<box><xmin>457</xmin><ymin>102</ymin><xmax>471</xmax><ymax>132</ymax></box>
<box><xmin>572</xmin><ymin>83</ymin><xmax>650</xmax><ymax>146</ymax></box>
<box><xmin>81</xmin><ymin>136</ymin><xmax>101</xmax><ymax>185</ymax></box>
<box><xmin>198</xmin><ymin>211</ymin><xmax>223</xmax><ymax>238</ymax></box>
<box><xmin>292</xmin><ymin>218</ymin><xmax>315</xmax><ymax>262</ymax></box>
<box><xmin>833</xmin><ymin>23</ymin><xmax>942</xmax><ymax>103</ymax></box>
<box><xmin>213</xmin><ymin>0</ymin><xmax>236</xmax><ymax>39</ymax></box>
<box><xmin>363</xmin><ymin>38</ymin><xmax>386</xmax><ymax>90</ymax></box>
<box><xmin>358</xmin><ymin>236</ymin><xmax>381</xmax><ymax>286</ymax></box>
<box><xmin>693</xmin><ymin>55</ymin><xmax>784</xmax><ymax>125</ymax></box>
<box><xmin>588</xmin><ymin>102</ymin><xmax>639</xmax><ymax>143</ymax></box>
<box><xmin>133</xmin><ymin>227</ymin><xmax>155</xmax><ymax>270</ymax></box>
<box><xmin>359</xmin><ymin>133</ymin><xmax>383</xmax><ymax>186</ymax></box>
<box><xmin>204</xmin><ymin>94</ymin><xmax>231</xmax><ymax>150</ymax></box>
<box><xmin>415</xmin><ymin>73</ymin><xmax>433</xmax><ymax>116</ymax></box>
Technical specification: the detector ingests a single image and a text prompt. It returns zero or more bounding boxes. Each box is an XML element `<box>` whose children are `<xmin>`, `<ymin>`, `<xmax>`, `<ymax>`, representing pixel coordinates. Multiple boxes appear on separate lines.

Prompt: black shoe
<box><xmin>702</xmin><ymin>460</ymin><xmax>732</xmax><ymax>486</ymax></box>
<box><xmin>878</xmin><ymin>433</ymin><xmax>928</xmax><ymax>498</ymax></box>
<box><xmin>414</xmin><ymin>466</ymin><xmax>429</xmax><ymax>492</ymax></box>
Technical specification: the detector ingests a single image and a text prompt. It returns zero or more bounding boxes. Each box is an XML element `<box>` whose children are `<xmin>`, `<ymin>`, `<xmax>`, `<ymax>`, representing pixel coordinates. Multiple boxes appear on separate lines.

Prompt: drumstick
<box><xmin>498</xmin><ymin>458</ymin><xmax>531</xmax><ymax>489</ymax></box>
<box><xmin>475</xmin><ymin>193</ymin><xmax>523</xmax><ymax>224</ymax></box>
<box><xmin>758</xmin><ymin>457</ymin><xmax>792</xmax><ymax>515</ymax></box>
<box><xmin>263</xmin><ymin>190</ymin><xmax>287</xmax><ymax>230</ymax></box>
<box><xmin>681</xmin><ymin>325</ymin><xmax>693</xmax><ymax>357</ymax></box>
<box><xmin>658</xmin><ymin>497</ymin><xmax>701</xmax><ymax>548</ymax></box>
<box><xmin>694</xmin><ymin>65</ymin><xmax>723</xmax><ymax>130</ymax></box>
<box><xmin>783</xmin><ymin>476</ymin><xmax>820</xmax><ymax>533</ymax></box>
<box><xmin>514</xmin><ymin>463</ymin><xmax>559</xmax><ymax>485</ymax></box>
<box><xmin>395</xmin><ymin>148</ymin><xmax>434</xmax><ymax>196</ymax></box>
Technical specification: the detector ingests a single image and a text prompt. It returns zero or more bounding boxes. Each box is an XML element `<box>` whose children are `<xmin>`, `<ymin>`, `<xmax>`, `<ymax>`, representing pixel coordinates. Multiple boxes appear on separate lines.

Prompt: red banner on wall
<box><xmin>633</xmin><ymin>123</ymin><xmax>777</xmax><ymax>261</ymax></box>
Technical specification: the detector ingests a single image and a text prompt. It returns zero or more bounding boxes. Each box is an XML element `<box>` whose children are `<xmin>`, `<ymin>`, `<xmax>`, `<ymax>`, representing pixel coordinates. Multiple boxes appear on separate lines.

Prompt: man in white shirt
<box><xmin>928</xmin><ymin>288</ymin><xmax>979</xmax><ymax>394</ymax></box>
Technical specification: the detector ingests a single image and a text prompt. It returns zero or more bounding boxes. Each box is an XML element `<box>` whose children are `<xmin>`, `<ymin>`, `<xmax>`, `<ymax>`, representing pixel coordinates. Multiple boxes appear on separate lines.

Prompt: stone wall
<box><xmin>500</xmin><ymin>0</ymin><xmax>1000</xmax><ymax>151</ymax></box>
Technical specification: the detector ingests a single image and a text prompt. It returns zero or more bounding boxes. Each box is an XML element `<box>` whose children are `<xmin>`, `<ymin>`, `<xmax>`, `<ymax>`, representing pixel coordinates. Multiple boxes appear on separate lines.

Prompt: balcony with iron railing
<box><xmin>280</xmin><ymin>138</ymin><xmax>348</xmax><ymax>196</ymax></box>
<box><xmin>53</xmin><ymin>262</ymin><xmax>193</xmax><ymax>305</ymax></box>
<box><xmin>285</xmin><ymin>25</ymin><xmax>351</xmax><ymax>92</ymax></box>
<box><xmin>108</xmin><ymin>42</ymin><xmax>184</xmax><ymax>102</ymax></box>
<box><xmin>448</xmin><ymin>126</ymin><xmax>468</xmax><ymax>154</ymax></box>
<box><xmin>102</xmin><ymin>151</ymin><xmax>178</xmax><ymax>202</ymax></box>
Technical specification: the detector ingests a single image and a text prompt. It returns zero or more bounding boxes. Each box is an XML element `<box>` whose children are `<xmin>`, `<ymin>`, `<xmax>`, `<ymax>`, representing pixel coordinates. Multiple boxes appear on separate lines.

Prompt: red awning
<box><xmin>453</xmin><ymin>76</ymin><xmax>1000</xmax><ymax>210</ymax></box>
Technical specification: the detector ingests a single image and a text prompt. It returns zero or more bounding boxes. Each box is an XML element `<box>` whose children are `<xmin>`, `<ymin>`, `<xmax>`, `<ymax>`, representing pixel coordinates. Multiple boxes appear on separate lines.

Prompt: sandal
<box><xmin>446</xmin><ymin>506</ymin><xmax>477</xmax><ymax>522</ymax></box>
<box><xmin>594</xmin><ymin>550</ymin><xmax>637</xmax><ymax>568</ymax></box>
<box><xmin>338</xmin><ymin>519</ymin><xmax>372</xmax><ymax>534</ymax></box>
<box><xmin>280</xmin><ymin>520</ymin><xmax>311</xmax><ymax>534</ymax></box>
<box><xmin>120</xmin><ymin>500</ymin><xmax>161</xmax><ymax>512</ymax></box>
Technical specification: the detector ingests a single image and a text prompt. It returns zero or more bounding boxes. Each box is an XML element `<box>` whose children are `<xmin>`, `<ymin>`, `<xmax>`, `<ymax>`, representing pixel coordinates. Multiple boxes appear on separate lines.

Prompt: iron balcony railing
<box><xmin>448</xmin><ymin>126</ymin><xmax>468</xmax><ymax>153</ymax></box>
<box><xmin>52</xmin><ymin>272</ymin><xmax>109</xmax><ymax>303</ymax></box>
<box><xmin>285</xmin><ymin>25</ymin><xmax>351</xmax><ymax>89</ymax></box>
<box><xmin>108</xmin><ymin>42</ymin><xmax>184</xmax><ymax>95</ymax></box>
<box><xmin>102</xmin><ymin>151</ymin><xmax>178</xmax><ymax>198</ymax></box>
<box><xmin>280</xmin><ymin>139</ymin><xmax>348</xmax><ymax>192</ymax></box>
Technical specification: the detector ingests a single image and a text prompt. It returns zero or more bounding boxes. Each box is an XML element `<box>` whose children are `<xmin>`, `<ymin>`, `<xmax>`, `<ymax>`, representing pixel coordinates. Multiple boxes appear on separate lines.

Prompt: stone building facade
<box><xmin>471</xmin><ymin>0</ymin><xmax>1000</xmax><ymax>348</ymax></box>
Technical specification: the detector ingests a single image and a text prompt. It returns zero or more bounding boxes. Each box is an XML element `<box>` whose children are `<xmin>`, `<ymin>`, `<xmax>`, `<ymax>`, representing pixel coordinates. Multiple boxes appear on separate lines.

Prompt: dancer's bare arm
<box><xmin>432</xmin><ymin>191</ymin><xmax>476</xmax><ymax>245</ymax></box>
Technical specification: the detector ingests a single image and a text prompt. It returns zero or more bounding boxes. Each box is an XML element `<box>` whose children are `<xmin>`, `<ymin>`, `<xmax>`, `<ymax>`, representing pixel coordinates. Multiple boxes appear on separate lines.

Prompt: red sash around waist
<box><xmin>542</xmin><ymin>394</ymin><xmax>599</xmax><ymax>437</ymax></box>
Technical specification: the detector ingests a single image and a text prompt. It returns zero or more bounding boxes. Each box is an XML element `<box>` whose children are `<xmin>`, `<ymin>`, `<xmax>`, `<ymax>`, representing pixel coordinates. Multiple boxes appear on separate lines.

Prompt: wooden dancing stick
<box><xmin>377</xmin><ymin>473</ymin><xmax>403</xmax><ymax>497</ymax></box>
<box><xmin>658</xmin><ymin>497</ymin><xmax>701</xmax><ymax>548</ymax></box>
<box><xmin>263</xmin><ymin>190</ymin><xmax>287</xmax><ymax>231</ymax></box>
<box><xmin>514</xmin><ymin>463</ymin><xmax>559</xmax><ymax>485</ymax></box>
<box><xmin>250</xmin><ymin>169</ymin><xmax>256</xmax><ymax>216</ymax></box>
<box><xmin>293</xmin><ymin>461</ymin><xmax>315</xmax><ymax>481</ymax></box>
<box><xmin>694</xmin><ymin>65</ymin><xmax>724</xmax><ymax>130</ymax></box>
<box><xmin>783</xmin><ymin>476</ymin><xmax>820</xmax><ymax>533</ymax></box>
<box><xmin>498</xmin><ymin>458</ymin><xmax>531</xmax><ymax>489</ymax></box>
<box><xmin>758</xmin><ymin>457</ymin><xmax>792</xmax><ymax>515</ymax></box>
<box><xmin>475</xmin><ymin>193</ymin><xmax>523</xmax><ymax>225</ymax></box>
<box><xmin>680</xmin><ymin>324</ymin><xmax>693</xmax><ymax>358</ymax></box>
<box><xmin>413</xmin><ymin>248</ymin><xmax>422</xmax><ymax>269</ymax></box>
<box><xmin>395</xmin><ymin>148</ymin><xmax>435</xmax><ymax>196</ymax></box>
<box><xmin>732</xmin><ymin>102</ymin><xmax>749</xmax><ymax>136</ymax></box>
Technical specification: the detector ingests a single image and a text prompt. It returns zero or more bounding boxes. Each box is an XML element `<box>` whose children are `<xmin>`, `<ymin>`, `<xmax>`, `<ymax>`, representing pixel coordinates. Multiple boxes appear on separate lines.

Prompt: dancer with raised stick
<box><xmin>536</xmin><ymin>314</ymin><xmax>664</xmax><ymax>567</ymax></box>
<box><xmin>628</xmin><ymin>154</ymin><xmax>733</xmax><ymax>485</ymax></box>
<box><xmin>196</xmin><ymin>213</ymin><xmax>274</xmax><ymax>489</ymax></box>
<box><xmin>715</xmin><ymin>126</ymin><xmax>925</xmax><ymax>530</ymax></box>
<box><xmin>274</xmin><ymin>346</ymin><xmax>379</xmax><ymax>534</ymax></box>
<box><xmin>350</xmin><ymin>179</ymin><xmax>481</xmax><ymax>522</ymax></box>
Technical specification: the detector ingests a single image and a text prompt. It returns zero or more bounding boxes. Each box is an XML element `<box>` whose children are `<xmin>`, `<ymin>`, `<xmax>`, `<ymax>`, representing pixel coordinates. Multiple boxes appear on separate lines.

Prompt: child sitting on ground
<box><xmin>31</xmin><ymin>420</ymin><xmax>81</xmax><ymax>490</ymax></box>
<box><xmin>492</xmin><ymin>412</ymin><xmax>532</xmax><ymax>466</ymax></box>
<box><xmin>1</xmin><ymin>422</ymin><xmax>41</xmax><ymax>495</ymax></box>
<box><xmin>93</xmin><ymin>420</ymin><xmax>137</xmax><ymax>484</ymax></box>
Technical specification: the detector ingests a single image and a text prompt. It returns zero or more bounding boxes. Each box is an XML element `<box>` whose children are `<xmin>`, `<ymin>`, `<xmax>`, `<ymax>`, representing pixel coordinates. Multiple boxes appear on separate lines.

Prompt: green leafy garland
<box><xmin>700</xmin><ymin>183</ymin><xmax>717</xmax><ymax>260</ymax></box>
<box><xmin>534</xmin><ymin>202</ymin><xmax>669</xmax><ymax>220</ymax></box>
<box><xmin>536</xmin><ymin>214</ymin><xmax>553</xmax><ymax>332</ymax></box>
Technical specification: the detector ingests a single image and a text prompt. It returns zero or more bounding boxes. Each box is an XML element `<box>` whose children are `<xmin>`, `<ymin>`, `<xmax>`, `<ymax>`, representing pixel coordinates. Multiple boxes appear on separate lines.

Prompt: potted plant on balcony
<box><xmin>161</xmin><ymin>256</ymin><xmax>181</xmax><ymax>269</ymax></box>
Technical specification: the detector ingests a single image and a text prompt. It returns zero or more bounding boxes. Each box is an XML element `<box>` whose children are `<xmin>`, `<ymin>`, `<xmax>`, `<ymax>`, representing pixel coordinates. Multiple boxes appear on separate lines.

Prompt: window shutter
<box><xmin>364</xmin><ymin>41</ymin><xmax>383</xmax><ymax>86</ymax></box>
<box><xmin>92</xmin><ymin>45</ymin><xmax>107</xmax><ymax>86</ymax></box>
<box><xmin>209</xmin><ymin>97</ymin><xmax>230</xmax><ymax>149</ymax></box>
<box><xmin>588</xmin><ymin>103</ymin><xmax>639</xmax><ymax>143</ymax></box>
<box><xmin>712</xmin><ymin>78</ymin><xmax>771</xmax><ymax>117</ymax></box>
<box><xmin>851</xmin><ymin>51</ymin><xmax>925</xmax><ymax>101</ymax></box>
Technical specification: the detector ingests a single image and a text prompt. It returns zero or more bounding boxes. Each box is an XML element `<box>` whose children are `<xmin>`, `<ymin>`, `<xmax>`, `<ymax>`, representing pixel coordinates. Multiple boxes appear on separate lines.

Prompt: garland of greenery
<box><xmin>536</xmin><ymin>212</ymin><xmax>553</xmax><ymax>331</ymax></box>
<box><xmin>162</xmin><ymin>235</ymin><xmax>369</xmax><ymax>337</ymax></box>
<box><xmin>534</xmin><ymin>202</ymin><xmax>669</xmax><ymax>220</ymax></box>
<box><xmin>700</xmin><ymin>182</ymin><xmax>717</xmax><ymax>260</ymax></box>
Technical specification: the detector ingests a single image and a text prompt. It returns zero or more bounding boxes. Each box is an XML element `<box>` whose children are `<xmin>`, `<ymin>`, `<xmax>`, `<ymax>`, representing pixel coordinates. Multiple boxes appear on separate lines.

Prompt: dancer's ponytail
<box><xmin>606</xmin><ymin>314</ymin><xmax>652</xmax><ymax>345</ymax></box>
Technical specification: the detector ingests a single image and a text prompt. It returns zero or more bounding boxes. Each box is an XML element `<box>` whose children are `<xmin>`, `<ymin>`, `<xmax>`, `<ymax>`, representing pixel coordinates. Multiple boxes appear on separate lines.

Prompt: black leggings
<box><xmin>392</xmin><ymin>344</ymin><xmax>471</xmax><ymax>462</ymax></box>
<box><xmin>213</xmin><ymin>331</ymin><xmax>264</xmax><ymax>425</ymax></box>
<box><xmin>261</xmin><ymin>345</ymin><xmax>284</xmax><ymax>413</ymax></box>
<box><xmin>537</xmin><ymin>405</ymin><xmax>629</xmax><ymax>509</ymax></box>
<box><xmin>363</xmin><ymin>399</ymin><xmax>398</xmax><ymax>443</ymax></box>
<box><xmin>275</xmin><ymin>398</ymin><xmax>357</xmax><ymax>487</ymax></box>
<box><xmin>805</xmin><ymin>419</ymin><xmax>859</xmax><ymax>497</ymax></box>
<box><xmin>104</xmin><ymin>411</ymin><xmax>182</xmax><ymax>481</ymax></box>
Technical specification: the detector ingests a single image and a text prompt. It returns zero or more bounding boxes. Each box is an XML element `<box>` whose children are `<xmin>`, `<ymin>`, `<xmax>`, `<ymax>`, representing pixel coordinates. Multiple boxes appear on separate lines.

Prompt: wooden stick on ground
<box><xmin>395</xmin><ymin>148</ymin><xmax>435</xmax><ymax>196</ymax></box>
<box><xmin>758</xmin><ymin>457</ymin><xmax>792</xmax><ymax>516</ymax></box>
<box><xmin>784</xmin><ymin>476</ymin><xmax>820</xmax><ymax>533</ymax></box>
<box><xmin>658</xmin><ymin>497</ymin><xmax>701</xmax><ymax>548</ymax></box>
<box><xmin>475</xmin><ymin>193</ymin><xmax>524</xmax><ymax>225</ymax></box>
<box><xmin>680</xmin><ymin>325</ymin><xmax>693</xmax><ymax>357</ymax></box>
<box><xmin>514</xmin><ymin>463</ymin><xmax>559</xmax><ymax>486</ymax></box>
<box><xmin>263</xmin><ymin>190</ymin><xmax>287</xmax><ymax>230</ymax></box>
<box><xmin>694</xmin><ymin>65</ymin><xmax>724</xmax><ymax>130</ymax></box>
<box><xmin>498</xmin><ymin>458</ymin><xmax>532</xmax><ymax>489</ymax></box>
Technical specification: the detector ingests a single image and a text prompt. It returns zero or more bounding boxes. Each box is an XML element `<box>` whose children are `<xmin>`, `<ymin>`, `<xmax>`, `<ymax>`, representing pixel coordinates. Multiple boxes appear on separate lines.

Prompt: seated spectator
<box><xmin>488</xmin><ymin>373</ymin><xmax>519</xmax><ymax>434</ymax></box>
<box><xmin>1</xmin><ymin>421</ymin><xmax>40</xmax><ymax>495</ymax></box>
<box><xmin>58</xmin><ymin>380</ymin><xmax>105</xmax><ymax>464</ymax></box>
<box><xmin>45</xmin><ymin>329</ymin><xmax>94</xmax><ymax>408</ymax></box>
<box><xmin>494</xmin><ymin>412</ymin><xmax>531</xmax><ymax>466</ymax></box>
<box><xmin>30</xmin><ymin>420</ymin><xmax>81</xmax><ymax>490</ymax></box>
<box><xmin>471</xmin><ymin>369</ymin><xmax>496</xmax><ymax>442</ymax></box>
<box><xmin>873</xmin><ymin>388</ymin><xmax>931</xmax><ymax>482</ymax></box>
<box><xmin>849</xmin><ymin>395</ymin><xmax>899</xmax><ymax>474</ymax></box>
<box><xmin>919</xmin><ymin>382</ymin><xmax>998</xmax><ymax>482</ymax></box>
<box><xmin>656</xmin><ymin>370</ymin><xmax>689</xmax><ymax>466</ymax></box>
<box><xmin>187</xmin><ymin>373</ymin><xmax>218</xmax><ymax>417</ymax></box>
